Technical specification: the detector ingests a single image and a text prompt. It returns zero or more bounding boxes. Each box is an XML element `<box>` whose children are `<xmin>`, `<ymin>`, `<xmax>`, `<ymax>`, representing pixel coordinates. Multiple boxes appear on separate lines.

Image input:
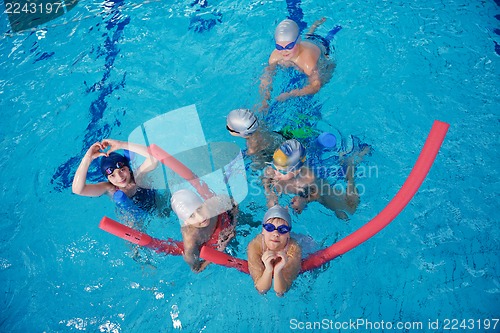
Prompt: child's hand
<box><xmin>291</xmin><ymin>196</ymin><xmax>307</xmax><ymax>213</ymax></box>
<box><xmin>266</xmin><ymin>193</ymin><xmax>278</xmax><ymax>208</ymax></box>
<box><xmin>101</xmin><ymin>139</ymin><xmax>123</xmax><ymax>155</ymax></box>
<box><xmin>194</xmin><ymin>260</ymin><xmax>210</xmax><ymax>273</ymax></box>
<box><xmin>85</xmin><ymin>142</ymin><xmax>106</xmax><ymax>160</ymax></box>
<box><xmin>273</xmin><ymin>251</ymin><xmax>288</xmax><ymax>273</ymax></box>
<box><xmin>262</xmin><ymin>250</ymin><xmax>277</xmax><ymax>272</ymax></box>
<box><xmin>263</xmin><ymin>166</ymin><xmax>275</xmax><ymax>178</ymax></box>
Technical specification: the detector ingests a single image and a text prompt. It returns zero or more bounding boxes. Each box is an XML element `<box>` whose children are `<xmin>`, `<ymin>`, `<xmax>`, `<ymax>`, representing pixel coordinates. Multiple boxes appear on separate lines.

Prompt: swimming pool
<box><xmin>1</xmin><ymin>0</ymin><xmax>498</xmax><ymax>331</ymax></box>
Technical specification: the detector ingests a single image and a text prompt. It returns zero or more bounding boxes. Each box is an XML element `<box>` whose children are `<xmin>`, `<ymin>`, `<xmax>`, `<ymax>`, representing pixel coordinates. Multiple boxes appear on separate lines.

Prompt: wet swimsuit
<box><xmin>305</xmin><ymin>33</ymin><xmax>331</xmax><ymax>57</ymax></box>
<box><xmin>114</xmin><ymin>187</ymin><xmax>157</xmax><ymax>214</ymax></box>
<box><xmin>130</xmin><ymin>187</ymin><xmax>157</xmax><ymax>213</ymax></box>
<box><xmin>204</xmin><ymin>210</ymin><xmax>235</xmax><ymax>250</ymax></box>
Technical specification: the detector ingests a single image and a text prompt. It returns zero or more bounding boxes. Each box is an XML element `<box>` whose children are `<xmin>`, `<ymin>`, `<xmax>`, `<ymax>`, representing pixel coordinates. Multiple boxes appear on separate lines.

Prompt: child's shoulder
<box><xmin>247</xmin><ymin>234</ymin><xmax>263</xmax><ymax>252</ymax></box>
<box><xmin>288</xmin><ymin>238</ymin><xmax>302</xmax><ymax>256</ymax></box>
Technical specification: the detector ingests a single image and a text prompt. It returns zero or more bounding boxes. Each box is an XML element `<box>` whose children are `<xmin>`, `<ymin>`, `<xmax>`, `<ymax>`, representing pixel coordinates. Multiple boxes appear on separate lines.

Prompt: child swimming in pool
<box><xmin>247</xmin><ymin>205</ymin><xmax>302</xmax><ymax>296</ymax></box>
<box><xmin>72</xmin><ymin>139</ymin><xmax>160</xmax><ymax>214</ymax></box>
<box><xmin>263</xmin><ymin>139</ymin><xmax>367</xmax><ymax>220</ymax></box>
<box><xmin>259</xmin><ymin>18</ymin><xmax>335</xmax><ymax>110</ymax></box>
<box><xmin>226</xmin><ymin>108</ymin><xmax>284</xmax><ymax>169</ymax></box>
<box><xmin>171</xmin><ymin>189</ymin><xmax>237</xmax><ymax>272</ymax></box>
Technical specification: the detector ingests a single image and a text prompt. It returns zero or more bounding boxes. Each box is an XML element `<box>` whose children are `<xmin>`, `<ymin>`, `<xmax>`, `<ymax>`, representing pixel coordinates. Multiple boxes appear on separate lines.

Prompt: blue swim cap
<box><xmin>100</xmin><ymin>152</ymin><xmax>130</xmax><ymax>177</ymax></box>
<box><xmin>272</xmin><ymin>139</ymin><xmax>306</xmax><ymax>172</ymax></box>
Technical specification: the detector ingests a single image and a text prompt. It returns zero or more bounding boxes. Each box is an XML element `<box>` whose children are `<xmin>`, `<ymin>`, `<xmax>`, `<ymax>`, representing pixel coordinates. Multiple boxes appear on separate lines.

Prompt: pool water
<box><xmin>1</xmin><ymin>0</ymin><xmax>499</xmax><ymax>332</ymax></box>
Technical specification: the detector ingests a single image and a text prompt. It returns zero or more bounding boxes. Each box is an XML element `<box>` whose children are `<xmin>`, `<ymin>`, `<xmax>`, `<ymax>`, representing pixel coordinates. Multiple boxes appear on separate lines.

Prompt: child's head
<box><xmin>270</xmin><ymin>139</ymin><xmax>306</xmax><ymax>180</ymax></box>
<box><xmin>100</xmin><ymin>152</ymin><xmax>132</xmax><ymax>187</ymax></box>
<box><xmin>262</xmin><ymin>205</ymin><xmax>292</xmax><ymax>251</ymax></box>
<box><xmin>274</xmin><ymin>19</ymin><xmax>301</xmax><ymax>60</ymax></box>
<box><xmin>171</xmin><ymin>189</ymin><xmax>209</xmax><ymax>228</ymax></box>
<box><xmin>274</xmin><ymin>19</ymin><xmax>299</xmax><ymax>44</ymax></box>
<box><xmin>226</xmin><ymin>109</ymin><xmax>259</xmax><ymax>138</ymax></box>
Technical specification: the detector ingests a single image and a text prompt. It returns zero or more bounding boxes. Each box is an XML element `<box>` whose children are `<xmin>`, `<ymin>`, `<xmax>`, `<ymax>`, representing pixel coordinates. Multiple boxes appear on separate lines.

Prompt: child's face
<box><xmin>273</xmin><ymin>167</ymin><xmax>300</xmax><ymax>181</ymax></box>
<box><xmin>262</xmin><ymin>217</ymin><xmax>290</xmax><ymax>251</ymax></box>
<box><xmin>276</xmin><ymin>40</ymin><xmax>300</xmax><ymax>61</ymax></box>
<box><xmin>184</xmin><ymin>204</ymin><xmax>211</xmax><ymax>228</ymax></box>
<box><xmin>107</xmin><ymin>166</ymin><xmax>132</xmax><ymax>188</ymax></box>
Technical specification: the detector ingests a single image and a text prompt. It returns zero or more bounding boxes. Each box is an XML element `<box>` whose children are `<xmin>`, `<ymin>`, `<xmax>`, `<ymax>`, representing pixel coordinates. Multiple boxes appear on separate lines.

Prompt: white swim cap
<box><xmin>263</xmin><ymin>205</ymin><xmax>291</xmax><ymax>226</ymax></box>
<box><xmin>274</xmin><ymin>19</ymin><xmax>299</xmax><ymax>42</ymax></box>
<box><xmin>226</xmin><ymin>109</ymin><xmax>259</xmax><ymax>137</ymax></box>
<box><xmin>171</xmin><ymin>189</ymin><xmax>203</xmax><ymax>222</ymax></box>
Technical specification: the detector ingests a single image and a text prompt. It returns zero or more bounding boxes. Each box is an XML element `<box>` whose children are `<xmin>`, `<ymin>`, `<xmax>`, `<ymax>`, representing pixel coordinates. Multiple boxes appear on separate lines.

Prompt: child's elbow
<box><xmin>256</xmin><ymin>287</ymin><xmax>269</xmax><ymax>295</ymax></box>
<box><xmin>71</xmin><ymin>185</ymin><xmax>82</xmax><ymax>195</ymax></box>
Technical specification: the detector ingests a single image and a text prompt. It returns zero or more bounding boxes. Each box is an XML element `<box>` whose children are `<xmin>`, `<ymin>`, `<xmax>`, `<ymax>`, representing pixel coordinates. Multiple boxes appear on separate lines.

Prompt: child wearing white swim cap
<box><xmin>226</xmin><ymin>108</ymin><xmax>285</xmax><ymax>169</ymax></box>
<box><xmin>171</xmin><ymin>189</ymin><xmax>235</xmax><ymax>272</ymax></box>
<box><xmin>259</xmin><ymin>18</ymin><xmax>334</xmax><ymax>111</ymax></box>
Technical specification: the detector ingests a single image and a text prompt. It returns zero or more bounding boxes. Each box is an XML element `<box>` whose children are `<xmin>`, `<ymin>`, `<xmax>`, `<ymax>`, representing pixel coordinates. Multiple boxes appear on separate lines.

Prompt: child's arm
<box><xmin>181</xmin><ymin>228</ymin><xmax>203</xmax><ymax>272</ymax></box>
<box><xmin>262</xmin><ymin>167</ymin><xmax>278</xmax><ymax>208</ymax></box>
<box><xmin>259</xmin><ymin>62</ymin><xmax>277</xmax><ymax>112</ymax></box>
<box><xmin>101</xmin><ymin>139</ymin><xmax>158</xmax><ymax>177</ymax></box>
<box><xmin>72</xmin><ymin>142</ymin><xmax>113</xmax><ymax>197</ymax></box>
<box><xmin>276</xmin><ymin>68</ymin><xmax>321</xmax><ymax>102</ymax></box>
<box><xmin>247</xmin><ymin>236</ymin><xmax>273</xmax><ymax>294</ymax></box>
<box><xmin>273</xmin><ymin>241</ymin><xmax>302</xmax><ymax>296</ymax></box>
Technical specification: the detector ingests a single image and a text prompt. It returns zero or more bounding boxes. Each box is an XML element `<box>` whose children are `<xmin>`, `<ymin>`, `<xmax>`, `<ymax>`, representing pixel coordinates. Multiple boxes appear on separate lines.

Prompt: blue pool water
<box><xmin>1</xmin><ymin>0</ymin><xmax>499</xmax><ymax>332</ymax></box>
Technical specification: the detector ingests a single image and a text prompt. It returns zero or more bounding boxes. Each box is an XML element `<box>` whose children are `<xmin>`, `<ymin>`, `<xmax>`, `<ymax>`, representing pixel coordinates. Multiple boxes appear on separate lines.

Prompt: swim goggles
<box><xmin>105</xmin><ymin>161</ymin><xmax>126</xmax><ymax>176</ymax></box>
<box><xmin>275</xmin><ymin>35</ymin><xmax>299</xmax><ymax>51</ymax></box>
<box><xmin>270</xmin><ymin>163</ymin><xmax>290</xmax><ymax>175</ymax></box>
<box><xmin>226</xmin><ymin>118</ymin><xmax>258</xmax><ymax>135</ymax></box>
<box><xmin>226</xmin><ymin>125</ymin><xmax>239</xmax><ymax>134</ymax></box>
<box><xmin>262</xmin><ymin>223</ymin><xmax>291</xmax><ymax>234</ymax></box>
<box><xmin>269</xmin><ymin>159</ymin><xmax>304</xmax><ymax>175</ymax></box>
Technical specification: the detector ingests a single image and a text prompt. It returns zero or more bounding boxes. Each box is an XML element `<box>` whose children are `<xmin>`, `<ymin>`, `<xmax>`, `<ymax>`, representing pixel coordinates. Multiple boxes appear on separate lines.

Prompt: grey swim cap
<box><xmin>263</xmin><ymin>205</ymin><xmax>291</xmax><ymax>226</ymax></box>
<box><xmin>274</xmin><ymin>19</ymin><xmax>299</xmax><ymax>43</ymax></box>
<box><xmin>272</xmin><ymin>139</ymin><xmax>306</xmax><ymax>172</ymax></box>
<box><xmin>226</xmin><ymin>109</ymin><xmax>259</xmax><ymax>137</ymax></box>
<box><xmin>171</xmin><ymin>189</ymin><xmax>203</xmax><ymax>222</ymax></box>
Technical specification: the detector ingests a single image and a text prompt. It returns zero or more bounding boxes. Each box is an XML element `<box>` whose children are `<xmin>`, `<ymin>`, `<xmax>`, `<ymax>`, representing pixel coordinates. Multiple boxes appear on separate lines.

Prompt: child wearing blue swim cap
<box><xmin>263</xmin><ymin>139</ymin><xmax>362</xmax><ymax>220</ymax></box>
<box><xmin>72</xmin><ymin>139</ymin><xmax>160</xmax><ymax>213</ymax></box>
<box><xmin>226</xmin><ymin>108</ymin><xmax>285</xmax><ymax>169</ymax></box>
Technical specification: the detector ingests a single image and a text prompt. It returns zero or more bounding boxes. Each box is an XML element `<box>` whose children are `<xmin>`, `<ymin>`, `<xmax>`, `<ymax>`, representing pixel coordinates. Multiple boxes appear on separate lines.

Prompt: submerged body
<box><xmin>263</xmin><ymin>139</ymin><xmax>361</xmax><ymax>220</ymax></box>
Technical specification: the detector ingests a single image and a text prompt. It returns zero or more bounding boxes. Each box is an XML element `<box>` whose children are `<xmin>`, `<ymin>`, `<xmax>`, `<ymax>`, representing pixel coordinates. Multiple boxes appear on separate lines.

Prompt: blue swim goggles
<box><xmin>262</xmin><ymin>223</ymin><xmax>291</xmax><ymax>234</ymax></box>
<box><xmin>275</xmin><ymin>35</ymin><xmax>299</xmax><ymax>51</ymax></box>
